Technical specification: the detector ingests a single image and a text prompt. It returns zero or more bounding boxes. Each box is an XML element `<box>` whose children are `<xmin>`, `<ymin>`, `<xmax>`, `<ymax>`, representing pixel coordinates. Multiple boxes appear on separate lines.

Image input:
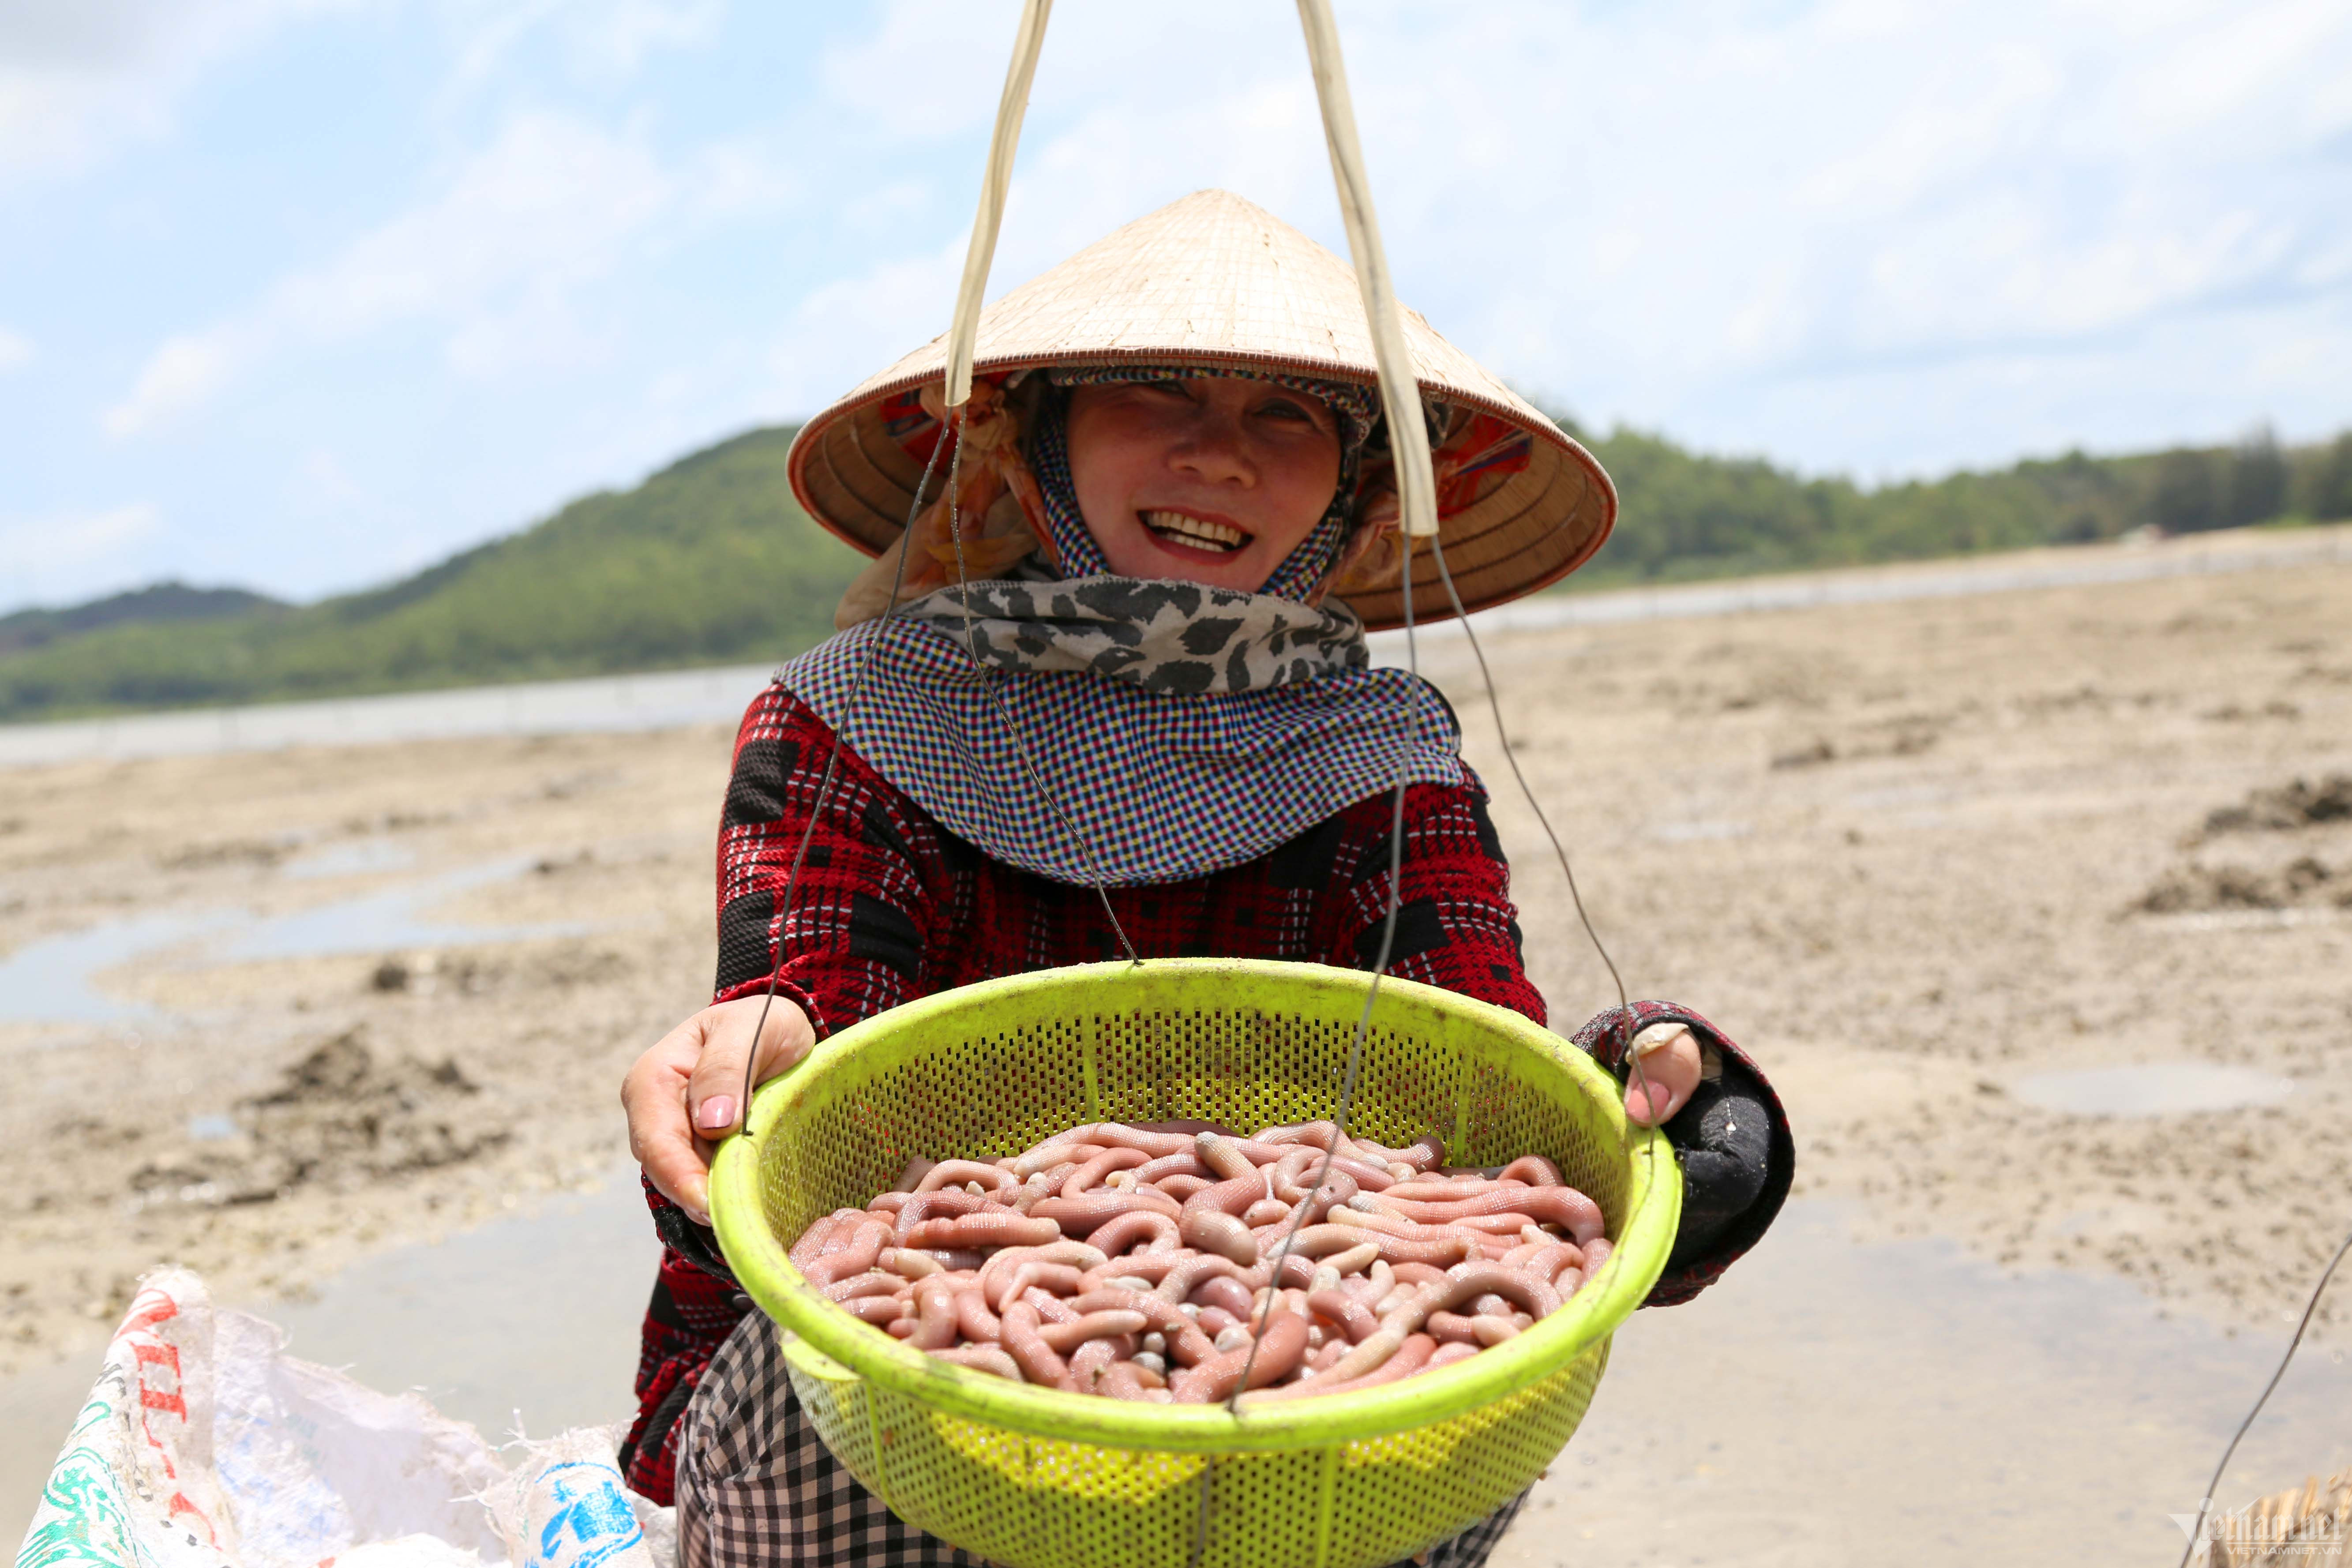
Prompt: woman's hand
<box><xmin>622</xmin><ymin>993</ymin><xmax>815</xmax><ymax>1225</ymax></box>
<box><xmin>1623</xmin><ymin>1021</ymin><xmax>1704</xmax><ymax>1126</ymax></box>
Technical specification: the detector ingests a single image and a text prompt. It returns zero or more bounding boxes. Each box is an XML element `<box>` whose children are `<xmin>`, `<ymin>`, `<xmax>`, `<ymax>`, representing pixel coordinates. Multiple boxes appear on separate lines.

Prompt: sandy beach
<box><xmin>4</xmin><ymin>534</ymin><xmax>2350</xmax><ymax>1556</ymax></box>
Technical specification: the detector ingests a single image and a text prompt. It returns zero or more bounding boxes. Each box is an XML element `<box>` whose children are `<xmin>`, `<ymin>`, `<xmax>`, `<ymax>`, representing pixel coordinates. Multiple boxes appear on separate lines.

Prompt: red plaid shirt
<box><xmin>622</xmin><ymin>683</ymin><xmax>1778</xmax><ymax>1501</ymax></box>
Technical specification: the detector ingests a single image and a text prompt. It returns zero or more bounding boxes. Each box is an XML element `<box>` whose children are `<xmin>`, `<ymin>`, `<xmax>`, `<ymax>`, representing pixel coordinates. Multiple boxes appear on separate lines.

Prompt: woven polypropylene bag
<box><xmin>13</xmin><ymin>1269</ymin><xmax>676</xmax><ymax>1568</ymax></box>
<box><xmin>710</xmin><ymin>958</ymin><xmax>1680</xmax><ymax>1568</ymax></box>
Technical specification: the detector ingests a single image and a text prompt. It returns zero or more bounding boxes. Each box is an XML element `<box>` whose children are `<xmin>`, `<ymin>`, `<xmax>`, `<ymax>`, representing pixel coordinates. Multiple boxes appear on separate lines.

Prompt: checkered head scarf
<box><xmin>776</xmin><ymin>364</ymin><xmax>1467</xmax><ymax>887</ymax></box>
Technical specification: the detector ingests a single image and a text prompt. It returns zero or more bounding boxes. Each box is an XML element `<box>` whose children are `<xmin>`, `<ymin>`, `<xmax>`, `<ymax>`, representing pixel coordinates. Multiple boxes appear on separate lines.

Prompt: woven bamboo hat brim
<box><xmin>787</xmin><ymin>188</ymin><xmax>1616</xmax><ymax>629</ymax></box>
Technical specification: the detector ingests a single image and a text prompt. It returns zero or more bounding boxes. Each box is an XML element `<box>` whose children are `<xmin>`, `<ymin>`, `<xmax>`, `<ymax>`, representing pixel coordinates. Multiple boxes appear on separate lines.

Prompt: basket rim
<box><xmin>710</xmin><ymin>957</ymin><xmax>1681</xmax><ymax>1454</ymax></box>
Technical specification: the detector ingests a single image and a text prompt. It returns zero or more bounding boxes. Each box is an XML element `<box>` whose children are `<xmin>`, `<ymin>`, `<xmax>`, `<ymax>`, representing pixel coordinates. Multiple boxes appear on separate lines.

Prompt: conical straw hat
<box><xmin>787</xmin><ymin>188</ymin><xmax>1616</xmax><ymax>629</ymax></box>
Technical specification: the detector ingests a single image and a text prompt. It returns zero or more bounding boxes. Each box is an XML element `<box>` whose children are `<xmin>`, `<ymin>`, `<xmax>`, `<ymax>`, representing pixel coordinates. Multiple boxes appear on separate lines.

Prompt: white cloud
<box><xmin>683</xmin><ymin>133</ymin><xmax>799</xmax><ymax>221</ymax></box>
<box><xmin>0</xmin><ymin>503</ymin><xmax>162</xmax><ymax>595</ymax></box>
<box><xmin>768</xmin><ymin>237</ymin><xmax>966</xmax><ymax>416</ymax></box>
<box><xmin>437</xmin><ymin>0</ymin><xmax>724</xmax><ymax>103</ymax></box>
<box><xmin>0</xmin><ymin>326</ymin><xmax>33</xmax><ymax>371</ymax></box>
<box><xmin>1</xmin><ymin>0</ymin><xmax>720</xmax><ymax>184</ymax></box>
<box><xmin>555</xmin><ymin>0</ymin><xmax>722</xmax><ymax>77</ymax></box>
<box><xmin>273</xmin><ymin>112</ymin><xmax>669</xmax><ymax>341</ymax></box>
<box><xmin>817</xmin><ymin>0</ymin><xmax>1017</xmax><ymax>141</ymax></box>
<box><xmin>766</xmin><ymin>1</ymin><xmax>1343</xmax><ymax>409</ymax></box>
<box><xmin>0</xmin><ymin>0</ymin><xmax>368</xmax><ymax>181</ymax></box>
<box><xmin>288</xmin><ymin>448</ymin><xmax>370</xmax><ymax>512</ymax></box>
<box><xmin>104</xmin><ymin>332</ymin><xmax>240</xmax><ymax>435</ymax></box>
<box><xmin>781</xmin><ymin>0</ymin><xmax>2352</xmax><ymax>473</ymax></box>
<box><xmin>103</xmin><ymin>109</ymin><xmax>785</xmax><ymax>435</ymax></box>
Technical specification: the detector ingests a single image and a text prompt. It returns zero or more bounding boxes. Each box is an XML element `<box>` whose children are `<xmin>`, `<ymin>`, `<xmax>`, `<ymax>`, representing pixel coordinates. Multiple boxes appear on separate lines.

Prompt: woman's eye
<box><xmin>1256</xmin><ymin>398</ymin><xmax>1323</xmax><ymax>427</ymax></box>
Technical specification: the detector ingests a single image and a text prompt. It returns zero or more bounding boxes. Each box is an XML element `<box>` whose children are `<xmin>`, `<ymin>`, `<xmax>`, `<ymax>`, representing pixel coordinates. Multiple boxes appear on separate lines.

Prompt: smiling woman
<box><xmin>614</xmin><ymin>188</ymin><xmax>1793</xmax><ymax>1564</ymax></box>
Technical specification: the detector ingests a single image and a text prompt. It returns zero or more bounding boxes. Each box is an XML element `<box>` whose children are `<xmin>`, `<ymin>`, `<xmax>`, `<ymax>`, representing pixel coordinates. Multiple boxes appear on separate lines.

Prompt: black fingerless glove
<box><xmin>1569</xmin><ymin>1002</ymin><xmax>1794</xmax><ymax>1306</ymax></box>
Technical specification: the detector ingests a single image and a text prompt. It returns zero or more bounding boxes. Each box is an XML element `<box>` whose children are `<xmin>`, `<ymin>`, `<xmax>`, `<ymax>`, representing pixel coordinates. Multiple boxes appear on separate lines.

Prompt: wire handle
<box><xmin>945</xmin><ymin>0</ymin><xmax>1053</xmax><ymax>410</ymax></box>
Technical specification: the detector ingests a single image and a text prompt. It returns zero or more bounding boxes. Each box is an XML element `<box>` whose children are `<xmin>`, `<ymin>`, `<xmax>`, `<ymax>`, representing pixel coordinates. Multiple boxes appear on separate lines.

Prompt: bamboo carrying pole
<box><xmin>939</xmin><ymin>0</ymin><xmax>1440</xmax><ymax>538</ymax></box>
<box><xmin>942</xmin><ymin>0</ymin><xmax>1054</xmax><ymax>412</ymax></box>
<box><xmin>1290</xmin><ymin>0</ymin><xmax>1437</xmax><ymax>538</ymax></box>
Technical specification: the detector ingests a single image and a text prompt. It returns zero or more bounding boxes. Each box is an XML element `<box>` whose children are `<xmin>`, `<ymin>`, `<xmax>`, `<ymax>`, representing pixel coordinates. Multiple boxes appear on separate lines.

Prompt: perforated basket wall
<box><xmin>710</xmin><ymin>958</ymin><xmax>1680</xmax><ymax>1568</ymax></box>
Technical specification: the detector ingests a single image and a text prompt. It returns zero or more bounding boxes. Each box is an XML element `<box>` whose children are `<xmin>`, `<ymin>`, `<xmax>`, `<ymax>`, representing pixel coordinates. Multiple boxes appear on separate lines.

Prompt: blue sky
<box><xmin>3</xmin><ymin>0</ymin><xmax>2348</xmax><ymax>614</ymax></box>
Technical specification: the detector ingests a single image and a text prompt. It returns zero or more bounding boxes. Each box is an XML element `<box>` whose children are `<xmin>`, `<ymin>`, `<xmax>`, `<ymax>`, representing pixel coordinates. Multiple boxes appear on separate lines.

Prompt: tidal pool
<box><xmin>216</xmin><ymin>855</ymin><xmax>586</xmax><ymax>964</ymax></box>
<box><xmin>2010</xmin><ymin>1062</ymin><xmax>2299</xmax><ymax>1117</ymax></box>
<box><xmin>0</xmin><ymin>857</ymin><xmax>590</xmax><ymax>1028</ymax></box>
<box><xmin>0</xmin><ymin>913</ymin><xmax>221</xmax><ymax>1025</ymax></box>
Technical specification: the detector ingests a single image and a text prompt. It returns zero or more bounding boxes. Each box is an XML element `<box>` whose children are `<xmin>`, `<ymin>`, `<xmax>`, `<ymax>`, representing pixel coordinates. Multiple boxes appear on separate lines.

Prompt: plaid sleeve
<box><xmin>628</xmin><ymin>686</ymin><xmax>959</xmax><ymax>1506</ymax></box>
<box><xmin>711</xmin><ymin>683</ymin><xmax>955</xmax><ymax>1033</ymax></box>
<box><xmin>1317</xmin><ymin>779</ymin><xmax>1548</xmax><ymax>1026</ymax></box>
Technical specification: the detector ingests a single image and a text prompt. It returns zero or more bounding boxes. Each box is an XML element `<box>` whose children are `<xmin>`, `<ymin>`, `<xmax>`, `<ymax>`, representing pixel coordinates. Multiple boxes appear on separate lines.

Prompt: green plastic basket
<box><xmin>710</xmin><ymin>957</ymin><xmax>1680</xmax><ymax>1568</ymax></box>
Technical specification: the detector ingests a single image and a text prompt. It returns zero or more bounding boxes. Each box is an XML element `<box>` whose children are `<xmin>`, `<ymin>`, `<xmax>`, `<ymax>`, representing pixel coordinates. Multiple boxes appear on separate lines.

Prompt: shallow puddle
<box><xmin>217</xmin><ymin>855</ymin><xmax>586</xmax><ymax>963</ymax></box>
<box><xmin>0</xmin><ymin>856</ymin><xmax>589</xmax><ymax>1027</ymax></box>
<box><xmin>249</xmin><ymin>1167</ymin><xmax>660</xmax><ymax>1436</ymax></box>
<box><xmin>2010</xmin><ymin>1062</ymin><xmax>2299</xmax><ymax>1116</ymax></box>
<box><xmin>280</xmin><ymin>839</ymin><xmax>419</xmax><ymax>880</ymax></box>
<box><xmin>0</xmin><ymin>914</ymin><xmax>221</xmax><ymax>1024</ymax></box>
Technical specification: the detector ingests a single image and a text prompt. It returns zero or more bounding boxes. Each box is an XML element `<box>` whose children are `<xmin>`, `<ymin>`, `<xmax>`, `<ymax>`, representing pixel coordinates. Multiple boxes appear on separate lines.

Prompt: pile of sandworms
<box><xmin>788</xmin><ymin>1119</ymin><xmax>1610</xmax><ymax>1404</ymax></box>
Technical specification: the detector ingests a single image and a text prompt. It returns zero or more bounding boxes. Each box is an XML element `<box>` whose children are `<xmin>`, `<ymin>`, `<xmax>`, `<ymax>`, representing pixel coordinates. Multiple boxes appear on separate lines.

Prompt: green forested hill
<box><xmin>0</xmin><ymin>426</ymin><xmax>864</xmax><ymax>721</ymax></box>
<box><xmin>3</xmin><ymin>418</ymin><xmax>2348</xmax><ymax>723</ymax></box>
<box><xmin>0</xmin><ymin>582</ymin><xmax>287</xmax><ymax>656</ymax></box>
<box><xmin>1564</xmin><ymin>421</ymin><xmax>2352</xmax><ymax>588</ymax></box>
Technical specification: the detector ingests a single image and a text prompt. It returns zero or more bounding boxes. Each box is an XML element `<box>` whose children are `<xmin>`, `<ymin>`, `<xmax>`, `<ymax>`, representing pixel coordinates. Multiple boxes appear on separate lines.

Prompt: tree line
<box><xmin>1564</xmin><ymin>420</ymin><xmax>2352</xmax><ymax>589</ymax></box>
<box><xmin>0</xmin><ymin>418</ymin><xmax>2346</xmax><ymax>723</ymax></box>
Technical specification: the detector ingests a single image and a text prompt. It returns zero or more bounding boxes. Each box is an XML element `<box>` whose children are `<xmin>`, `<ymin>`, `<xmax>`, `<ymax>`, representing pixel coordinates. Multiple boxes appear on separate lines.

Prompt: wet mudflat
<box><xmin>1421</xmin><ymin>547</ymin><xmax>2352</xmax><ymax>1345</ymax></box>
<box><xmin>0</xmin><ymin>729</ymin><xmax>729</xmax><ymax>1383</ymax></box>
<box><xmin>1508</xmin><ymin>1202</ymin><xmax>2352</xmax><ymax>1568</ymax></box>
<box><xmin>3</xmin><ymin>537</ymin><xmax>2349</xmax><ymax>1557</ymax></box>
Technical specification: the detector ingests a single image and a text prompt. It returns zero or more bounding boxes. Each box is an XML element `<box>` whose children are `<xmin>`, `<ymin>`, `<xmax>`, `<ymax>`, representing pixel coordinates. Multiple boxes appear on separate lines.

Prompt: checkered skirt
<box><xmin>675</xmin><ymin>1312</ymin><xmax>1528</xmax><ymax>1568</ymax></box>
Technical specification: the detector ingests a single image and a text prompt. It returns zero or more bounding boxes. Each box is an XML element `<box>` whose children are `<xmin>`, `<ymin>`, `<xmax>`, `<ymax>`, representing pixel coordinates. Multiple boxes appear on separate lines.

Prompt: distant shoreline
<box><xmin>1378</xmin><ymin>519</ymin><xmax>2352</xmax><ymax>645</ymax></box>
<box><xmin>4</xmin><ymin>522</ymin><xmax>2347</xmax><ymax>769</ymax></box>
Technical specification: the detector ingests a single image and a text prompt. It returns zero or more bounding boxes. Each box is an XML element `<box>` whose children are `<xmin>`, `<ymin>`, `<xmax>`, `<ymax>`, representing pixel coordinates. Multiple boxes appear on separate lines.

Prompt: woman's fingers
<box><xmin>622</xmin><ymin>995</ymin><xmax>815</xmax><ymax>1224</ymax></box>
<box><xmin>685</xmin><ymin>993</ymin><xmax>815</xmax><ymax>1140</ymax></box>
<box><xmin>1624</xmin><ymin>1024</ymin><xmax>1703</xmax><ymax>1126</ymax></box>
<box><xmin>623</xmin><ymin>1015</ymin><xmax>721</xmax><ymax>1222</ymax></box>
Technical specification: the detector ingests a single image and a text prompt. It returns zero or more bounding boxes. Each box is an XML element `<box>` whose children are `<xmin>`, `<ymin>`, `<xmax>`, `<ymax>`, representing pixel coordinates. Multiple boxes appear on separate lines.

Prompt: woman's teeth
<box><xmin>1141</xmin><ymin>510</ymin><xmax>1247</xmax><ymax>553</ymax></box>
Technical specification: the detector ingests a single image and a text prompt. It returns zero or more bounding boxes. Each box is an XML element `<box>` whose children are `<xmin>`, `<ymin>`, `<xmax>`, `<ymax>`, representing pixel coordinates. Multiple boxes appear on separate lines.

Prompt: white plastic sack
<box><xmin>14</xmin><ymin>1270</ymin><xmax>674</xmax><ymax>1568</ymax></box>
